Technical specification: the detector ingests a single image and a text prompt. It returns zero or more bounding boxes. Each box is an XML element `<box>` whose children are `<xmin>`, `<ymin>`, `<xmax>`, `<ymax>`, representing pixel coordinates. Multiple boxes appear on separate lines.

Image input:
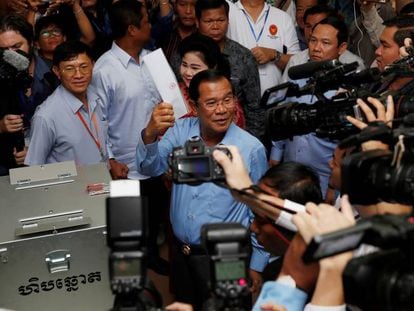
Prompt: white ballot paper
<box><xmin>142</xmin><ymin>48</ymin><xmax>187</xmax><ymax>118</ymax></box>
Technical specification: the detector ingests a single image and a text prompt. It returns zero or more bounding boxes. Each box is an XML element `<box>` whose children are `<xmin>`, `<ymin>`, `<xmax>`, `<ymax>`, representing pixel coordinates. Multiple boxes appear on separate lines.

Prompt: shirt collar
<box><xmin>191</xmin><ymin>118</ymin><xmax>237</xmax><ymax>146</ymax></box>
<box><xmin>236</xmin><ymin>1</ymin><xmax>270</xmax><ymax>17</ymax></box>
<box><xmin>110</xmin><ymin>41</ymin><xmax>150</xmax><ymax>68</ymax></box>
<box><xmin>59</xmin><ymin>85</ymin><xmax>99</xmax><ymax>115</ymax></box>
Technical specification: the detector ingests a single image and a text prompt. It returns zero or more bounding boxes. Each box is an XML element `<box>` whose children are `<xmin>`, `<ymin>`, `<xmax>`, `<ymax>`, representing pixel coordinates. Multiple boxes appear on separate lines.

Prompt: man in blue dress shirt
<box><xmin>136</xmin><ymin>69</ymin><xmax>269</xmax><ymax>310</ymax></box>
<box><xmin>25</xmin><ymin>41</ymin><xmax>108</xmax><ymax>166</ymax></box>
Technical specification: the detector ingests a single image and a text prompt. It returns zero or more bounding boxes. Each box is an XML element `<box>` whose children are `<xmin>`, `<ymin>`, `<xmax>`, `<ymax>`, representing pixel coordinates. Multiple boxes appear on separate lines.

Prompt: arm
<box><xmin>24</xmin><ymin>114</ymin><xmax>54</xmax><ymax>165</ymax></box>
<box><xmin>240</xmin><ymin>51</ymin><xmax>266</xmax><ymax>137</ymax></box>
<box><xmin>359</xmin><ymin>1</ymin><xmax>384</xmax><ymax>48</ymax></box>
<box><xmin>71</xmin><ymin>0</ymin><xmax>96</xmax><ymax>46</ymax></box>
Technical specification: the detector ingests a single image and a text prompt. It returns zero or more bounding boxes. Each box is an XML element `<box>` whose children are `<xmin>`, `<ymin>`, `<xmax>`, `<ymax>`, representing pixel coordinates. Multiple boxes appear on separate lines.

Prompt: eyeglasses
<box><xmin>40</xmin><ymin>28</ymin><xmax>63</xmax><ymax>39</ymax></box>
<box><xmin>199</xmin><ymin>95</ymin><xmax>235</xmax><ymax>111</ymax></box>
<box><xmin>62</xmin><ymin>64</ymin><xmax>92</xmax><ymax>76</ymax></box>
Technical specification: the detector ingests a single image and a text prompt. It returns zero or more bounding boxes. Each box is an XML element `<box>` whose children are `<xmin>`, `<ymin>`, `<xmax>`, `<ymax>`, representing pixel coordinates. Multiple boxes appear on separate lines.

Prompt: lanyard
<box><xmin>242</xmin><ymin>7</ymin><xmax>270</xmax><ymax>43</ymax></box>
<box><xmin>76</xmin><ymin>110</ymin><xmax>102</xmax><ymax>154</ymax></box>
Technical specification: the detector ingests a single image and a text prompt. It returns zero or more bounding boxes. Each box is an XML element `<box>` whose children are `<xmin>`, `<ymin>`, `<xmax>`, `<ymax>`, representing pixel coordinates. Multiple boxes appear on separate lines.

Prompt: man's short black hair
<box><xmin>195</xmin><ymin>0</ymin><xmax>229</xmax><ymax>20</ymax></box>
<box><xmin>314</xmin><ymin>15</ymin><xmax>348</xmax><ymax>46</ymax></box>
<box><xmin>34</xmin><ymin>15</ymin><xmax>66</xmax><ymax>41</ymax></box>
<box><xmin>53</xmin><ymin>40</ymin><xmax>94</xmax><ymax>67</ymax></box>
<box><xmin>188</xmin><ymin>69</ymin><xmax>232</xmax><ymax>103</ymax></box>
<box><xmin>260</xmin><ymin>162</ymin><xmax>323</xmax><ymax>205</ymax></box>
<box><xmin>383</xmin><ymin>15</ymin><xmax>414</xmax><ymax>47</ymax></box>
<box><xmin>0</xmin><ymin>14</ymin><xmax>33</xmax><ymax>46</ymax></box>
<box><xmin>109</xmin><ymin>0</ymin><xmax>145</xmax><ymax>40</ymax></box>
<box><xmin>303</xmin><ymin>4</ymin><xmax>338</xmax><ymax>24</ymax></box>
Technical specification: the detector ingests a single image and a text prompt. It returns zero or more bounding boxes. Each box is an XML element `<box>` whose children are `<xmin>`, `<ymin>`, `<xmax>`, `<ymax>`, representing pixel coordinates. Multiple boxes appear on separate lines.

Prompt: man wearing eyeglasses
<box><xmin>25</xmin><ymin>40</ymin><xmax>108</xmax><ymax>166</ymax></box>
<box><xmin>136</xmin><ymin>69</ymin><xmax>269</xmax><ymax>310</ymax></box>
<box><xmin>30</xmin><ymin>15</ymin><xmax>67</xmax><ymax>120</ymax></box>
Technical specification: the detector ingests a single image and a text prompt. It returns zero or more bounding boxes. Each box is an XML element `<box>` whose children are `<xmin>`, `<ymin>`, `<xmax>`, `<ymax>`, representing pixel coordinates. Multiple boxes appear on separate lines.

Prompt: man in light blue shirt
<box><xmin>91</xmin><ymin>0</ymin><xmax>162</xmax><ymax>180</ymax></box>
<box><xmin>136</xmin><ymin>69</ymin><xmax>269</xmax><ymax>309</ymax></box>
<box><xmin>25</xmin><ymin>41</ymin><xmax>108</xmax><ymax>166</ymax></box>
<box><xmin>270</xmin><ymin>16</ymin><xmax>350</xmax><ymax>197</ymax></box>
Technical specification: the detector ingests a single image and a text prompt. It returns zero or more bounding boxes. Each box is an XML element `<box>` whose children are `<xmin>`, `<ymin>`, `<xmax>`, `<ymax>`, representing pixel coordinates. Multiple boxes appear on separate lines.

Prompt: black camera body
<box><xmin>106</xmin><ymin>196</ymin><xmax>148</xmax><ymax>295</ymax></box>
<box><xmin>262</xmin><ymin>57</ymin><xmax>414</xmax><ymax>141</ymax></box>
<box><xmin>201</xmin><ymin>223</ymin><xmax>251</xmax><ymax>310</ymax></box>
<box><xmin>340</xmin><ymin>115</ymin><xmax>414</xmax><ymax>206</ymax></box>
<box><xmin>303</xmin><ymin>214</ymin><xmax>414</xmax><ymax>311</ymax></box>
<box><xmin>169</xmin><ymin>137</ymin><xmax>231</xmax><ymax>184</ymax></box>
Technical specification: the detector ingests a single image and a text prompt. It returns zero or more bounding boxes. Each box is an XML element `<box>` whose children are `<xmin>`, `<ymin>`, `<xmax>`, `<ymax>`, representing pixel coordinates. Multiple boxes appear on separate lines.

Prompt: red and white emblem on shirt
<box><xmin>269</xmin><ymin>24</ymin><xmax>278</xmax><ymax>36</ymax></box>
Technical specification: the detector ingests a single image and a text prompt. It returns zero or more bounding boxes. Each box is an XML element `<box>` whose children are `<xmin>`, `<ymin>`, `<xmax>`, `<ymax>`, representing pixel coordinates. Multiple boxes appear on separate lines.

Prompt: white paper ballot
<box><xmin>142</xmin><ymin>48</ymin><xmax>188</xmax><ymax>118</ymax></box>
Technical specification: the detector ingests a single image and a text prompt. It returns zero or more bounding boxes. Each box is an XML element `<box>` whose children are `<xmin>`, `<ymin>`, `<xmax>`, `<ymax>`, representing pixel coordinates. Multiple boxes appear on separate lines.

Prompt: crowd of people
<box><xmin>0</xmin><ymin>0</ymin><xmax>414</xmax><ymax>310</ymax></box>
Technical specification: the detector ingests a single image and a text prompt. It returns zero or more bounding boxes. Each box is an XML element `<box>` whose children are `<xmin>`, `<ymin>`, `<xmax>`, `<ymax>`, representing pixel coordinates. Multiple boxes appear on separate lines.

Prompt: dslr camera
<box><xmin>339</xmin><ymin>114</ymin><xmax>414</xmax><ymax>206</ymax></box>
<box><xmin>201</xmin><ymin>223</ymin><xmax>251</xmax><ymax>311</ymax></box>
<box><xmin>106</xmin><ymin>181</ymin><xmax>162</xmax><ymax>311</ymax></box>
<box><xmin>169</xmin><ymin>137</ymin><xmax>231</xmax><ymax>184</ymax></box>
<box><xmin>303</xmin><ymin>214</ymin><xmax>414</xmax><ymax>311</ymax></box>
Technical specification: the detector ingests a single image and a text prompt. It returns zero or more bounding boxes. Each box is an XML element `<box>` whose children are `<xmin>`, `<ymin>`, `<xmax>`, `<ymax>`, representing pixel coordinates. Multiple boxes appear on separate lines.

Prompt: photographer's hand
<box><xmin>346</xmin><ymin>96</ymin><xmax>394</xmax><ymax>130</ymax></box>
<box><xmin>13</xmin><ymin>147</ymin><xmax>27</xmax><ymax>166</ymax></box>
<box><xmin>346</xmin><ymin>96</ymin><xmax>393</xmax><ymax>151</ymax></box>
<box><xmin>0</xmin><ymin>114</ymin><xmax>24</xmax><ymax>133</ymax></box>
<box><xmin>399</xmin><ymin>37</ymin><xmax>413</xmax><ymax>58</ymax></box>
<box><xmin>212</xmin><ymin>145</ymin><xmax>253</xmax><ymax>190</ymax></box>
<box><xmin>143</xmin><ymin>102</ymin><xmax>175</xmax><ymax>144</ymax></box>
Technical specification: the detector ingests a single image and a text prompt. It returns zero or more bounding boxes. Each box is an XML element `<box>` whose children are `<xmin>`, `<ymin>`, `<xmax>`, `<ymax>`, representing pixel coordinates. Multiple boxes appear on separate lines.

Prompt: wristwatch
<box><xmin>274</xmin><ymin>50</ymin><xmax>282</xmax><ymax>64</ymax></box>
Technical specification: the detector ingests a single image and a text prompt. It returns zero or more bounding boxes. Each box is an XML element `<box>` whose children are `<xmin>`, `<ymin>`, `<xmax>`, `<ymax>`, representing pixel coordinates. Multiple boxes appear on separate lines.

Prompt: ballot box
<box><xmin>0</xmin><ymin>162</ymin><xmax>114</xmax><ymax>310</ymax></box>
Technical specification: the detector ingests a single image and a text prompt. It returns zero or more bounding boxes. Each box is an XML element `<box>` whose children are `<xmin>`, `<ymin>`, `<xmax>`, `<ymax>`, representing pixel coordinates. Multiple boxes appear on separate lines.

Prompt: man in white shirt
<box><xmin>226</xmin><ymin>0</ymin><xmax>300</xmax><ymax>94</ymax></box>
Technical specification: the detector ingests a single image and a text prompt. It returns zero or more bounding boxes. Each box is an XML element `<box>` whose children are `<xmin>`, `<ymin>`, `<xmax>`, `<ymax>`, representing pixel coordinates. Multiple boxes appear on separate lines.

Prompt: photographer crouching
<box><xmin>0</xmin><ymin>14</ymin><xmax>33</xmax><ymax>175</ymax></box>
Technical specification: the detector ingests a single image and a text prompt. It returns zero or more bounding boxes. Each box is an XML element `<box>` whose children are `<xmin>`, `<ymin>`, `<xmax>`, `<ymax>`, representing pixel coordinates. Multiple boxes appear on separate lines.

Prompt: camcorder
<box><xmin>106</xmin><ymin>181</ymin><xmax>162</xmax><ymax>311</ymax></box>
<box><xmin>261</xmin><ymin>54</ymin><xmax>414</xmax><ymax>141</ymax></box>
<box><xmin>201</xmin><ymin>223</ymin><xmax>251</xmax><ymax>311</ymax></box>
<box><xmin>339</xmin><ymin>114</ymin><xmax>414</xmax><ymax>206</ymax></box>
<box><xmin>303</xmin><ymin>214</ymin><xmax>414</xmax><ymax>311</ymax></box>
<box><xmin>169</xmin><ymin>137</ymin><xmax>231</xmax><ymax>184</ymax></box>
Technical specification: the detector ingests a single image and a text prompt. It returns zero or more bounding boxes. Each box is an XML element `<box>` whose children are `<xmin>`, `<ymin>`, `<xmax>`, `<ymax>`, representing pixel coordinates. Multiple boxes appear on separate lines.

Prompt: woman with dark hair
<box><xmin>178</xmin><ymin>33</ymin><xmax>245</xmax><ymax>128</ymax></box>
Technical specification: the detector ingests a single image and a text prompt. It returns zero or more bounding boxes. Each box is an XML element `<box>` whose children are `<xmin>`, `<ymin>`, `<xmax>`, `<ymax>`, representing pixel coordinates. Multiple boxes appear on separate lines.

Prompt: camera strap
<box><xmin>76</xmin><ymin>110</ymin><xmax>104</xmax><ymax>159</ymax></box>
<box><xmin>391</xmin><ymin>134</ymin><xmax>406</xmax><ymax>168</ymax></box>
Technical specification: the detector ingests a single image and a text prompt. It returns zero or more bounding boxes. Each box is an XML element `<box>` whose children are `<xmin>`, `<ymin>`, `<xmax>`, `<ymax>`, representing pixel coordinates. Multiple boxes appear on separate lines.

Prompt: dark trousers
<box><xmin>140</xmin><ymin>176</ymin><xmax>170</xmax><ymax>260</ymax></box>
<box><xmin>171</xmin><ymin>241</ymin><xmax>211</xmax><ymax>311</ymax></box>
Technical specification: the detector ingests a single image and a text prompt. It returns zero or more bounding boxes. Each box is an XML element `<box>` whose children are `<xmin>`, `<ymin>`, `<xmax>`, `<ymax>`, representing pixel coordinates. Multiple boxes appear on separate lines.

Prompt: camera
<box><xmin>261</xmin><ymin>57</ymin><xmax>414</xmax><ymax>141</ymax></box>
<box><xmin>201</xmin><ymin>223</ymin><xmax>251</xmax><ymax>311</ymax></box>
<box><xmin>106</xmin><ymin>181</ymin><xmax>162</xmax><ymax>311</ymax></box>
<box><xmin>169</xmin><ymin>137</ymin><xmax>231</xmax><ymax>184</ymax></box>
<box><xmin>339</xmin><ymin>115</ymin><xmax>414</xmax><ymax>206</ymax></box>
<box><xmin>303</xmin><ymin>214</ymin><xmax>414</xmax><ymax>311</ymax></box>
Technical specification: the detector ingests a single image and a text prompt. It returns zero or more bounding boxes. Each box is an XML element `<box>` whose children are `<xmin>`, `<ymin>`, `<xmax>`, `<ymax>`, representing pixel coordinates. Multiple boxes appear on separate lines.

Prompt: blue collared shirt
<box><xmin>252</xmin><ymin>281</ymin><xmax>308</xmax><ymax>311</ymax></box>
<box><xmin>25</xmin><ymin>85</ymin><xmax>108</xmax><ymax>166</ymax></box>
<box><xmin>92</xmin><ymin>42</ymin><xmax>161</xmax><ymax>179</ymax></box>
<box><xmin>136</xmin><ymin>118</ymin><xmax>270</xmax><ymax>271</ymax></box>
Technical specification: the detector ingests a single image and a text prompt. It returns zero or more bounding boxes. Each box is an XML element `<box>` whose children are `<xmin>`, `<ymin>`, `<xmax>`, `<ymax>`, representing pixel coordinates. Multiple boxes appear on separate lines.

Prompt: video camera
<box><xmin>169</xmin><ymin>137</ymin><xmax>231</xmax><ymax>184</ymax></box>
<box><xmin>303</xmin><ymin>214</ymin><xmax>414</xmax><ymax>311</ymax></box>
<box><xmin>339</xmin><ymin>114</ymin><xmax>414</xmax><ymax>206</ymax></box>
<box><xmin>261</xmin><ymin>56</ymin><xmax>414</xmax><ymax>141</ymax></box>
<box><xmin>106</xmin><ymin>180</ymin><xmax>162</xmax><ymax>311</ymax></box>
<box><xmin>201</xmin><ymin>223</ymin><xmax>251</xmax><ymax>311</ymax></box>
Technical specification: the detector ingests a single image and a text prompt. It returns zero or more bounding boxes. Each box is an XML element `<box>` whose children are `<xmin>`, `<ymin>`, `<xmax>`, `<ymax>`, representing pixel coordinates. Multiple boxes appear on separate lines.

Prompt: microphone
<box><xmin>342</xmin><ymin>68</ymin><xmax>382</xmax><ymax>86</ymax></box>
<box><xmin>288</xmin><ymin>59</ymin><xmax>341</xmax><ymax>80</ymax></box>
<box><xmin>1</xmin><ymin>49</ymin><xmax>30</xmax><ymax>71</ymax></box>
